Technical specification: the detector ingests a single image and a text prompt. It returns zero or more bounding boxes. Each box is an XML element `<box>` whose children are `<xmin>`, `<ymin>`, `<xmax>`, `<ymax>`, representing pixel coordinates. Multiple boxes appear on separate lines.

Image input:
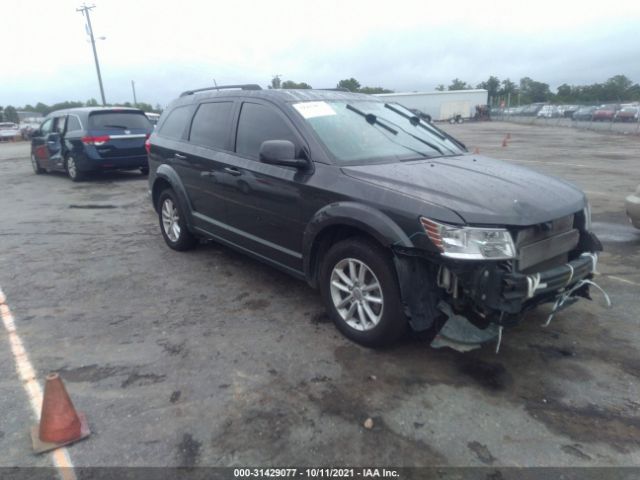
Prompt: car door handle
<box><xmin>200</xmin><ymin>171</ymin><xmax>215</xmax><ymax>177</ymax></box>
<box><xmin>174</xmin><ymin>153</ymin><xmax>187</xmax><ymax>160</ymax></box>
<box><xmin>47</xmin><ymin>140</ymin><xmax>57</xmax><ymax>144</ymax></box>
<box><xmin>224</xmin><ymin>167</ymin><xmax>242</xmax><ymax>176</ymax></box>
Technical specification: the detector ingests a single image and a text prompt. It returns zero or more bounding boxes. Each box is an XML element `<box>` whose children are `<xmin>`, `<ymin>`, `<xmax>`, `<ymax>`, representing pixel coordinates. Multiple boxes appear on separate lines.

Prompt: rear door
<box><xmin>86</xmin><ymin>110</ymin><xmax>151</xmax><ymax>159</ymax></box>
<box><xmin>183</xmin><ymin>100</ymin><xmax>235</xmax><ymax>223</ymax></box>
<box><xmin>31</xmin><ymin>118</ymin><xmax>54</xmax><ymax>168</ymax></box>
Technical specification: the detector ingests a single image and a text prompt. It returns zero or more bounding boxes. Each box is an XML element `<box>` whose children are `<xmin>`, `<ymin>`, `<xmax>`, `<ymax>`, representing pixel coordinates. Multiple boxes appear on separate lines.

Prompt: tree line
<box><xmin>273</xmin><ymin>74</ymin><xmax>640</xmax><ymax>106</ymax></box>
<box><xmin>0</xmin><ymin>99</ymin><xmax>163</xmax><ymax>123</ymax></box>
<box><xmin>443</xmin><ymin>74</ymin><xmax>640</xmax><ymax>106</ymax></box>
<box><xmin>3</xmin><ymin>73</ymin><xmax>638</xmax><ymax>123</ymax></box>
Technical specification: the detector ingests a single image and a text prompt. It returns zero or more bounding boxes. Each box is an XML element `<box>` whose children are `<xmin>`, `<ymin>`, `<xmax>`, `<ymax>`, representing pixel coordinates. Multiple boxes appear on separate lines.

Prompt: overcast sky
<box><xmin>3</xmin><ymin>0</ymin><xmax>640</xmax><ymax>108</ymax></box>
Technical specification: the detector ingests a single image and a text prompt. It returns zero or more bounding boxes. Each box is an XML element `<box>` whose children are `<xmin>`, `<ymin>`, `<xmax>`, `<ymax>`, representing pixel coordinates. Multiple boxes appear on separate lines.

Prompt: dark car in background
<box><xmin>572</xmin><ymin>106</ymin><xmax>597</xmax><ymax>121</ymax></box>
<box><xmin>146</xmin><ymin>85</ymin><xmax>601</xmax><ymax>349</ymax></box>
<box><xmin>30</xmin><ymin>107</ymin><xmax>153</xmax><ymax>181</ymax></box>
<box><xmin>592</xmin><ymin>104</ymin><xmax>620</xmax><ymax>121</ymax></box>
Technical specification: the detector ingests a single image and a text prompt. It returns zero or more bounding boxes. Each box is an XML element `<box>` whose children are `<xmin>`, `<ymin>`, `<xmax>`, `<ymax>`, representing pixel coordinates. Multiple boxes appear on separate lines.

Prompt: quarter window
<box><xmin>189</xmin><ymin>102</ymin><xmax>233</xmax><ymax>150</ymax></box>
<box><xmin>67</xmin><ymin>116</ymin><xmax>82</xmax><ymax>132</ymax></box>
<box><xmin>235</xmin><ymin>103</ymin><xmax>298</xmax><ymax>159</ymax></box>
<box><xmin>158</xmin><ymin>106</ymin><xmax>191</xmax><ymax>140</ymax></box>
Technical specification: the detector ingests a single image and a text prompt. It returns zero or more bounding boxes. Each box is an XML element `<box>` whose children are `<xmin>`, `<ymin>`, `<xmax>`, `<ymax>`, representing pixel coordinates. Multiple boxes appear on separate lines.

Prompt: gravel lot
<box><xmin>0</xmin><ymin>121</ymin><xmax>639</xmax><ymax>469</ymax></box>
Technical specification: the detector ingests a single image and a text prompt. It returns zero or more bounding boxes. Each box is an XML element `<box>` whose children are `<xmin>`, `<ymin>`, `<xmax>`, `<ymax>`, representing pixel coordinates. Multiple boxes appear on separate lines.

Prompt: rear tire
<box><xmin>158</xmin><ymin>189</ymin><xmax>197</xmax><ymax>251</ymax></box>
<box><xmin>31</xmin><ymin>153</ymin><xmax>45</xmax><ymax>174</ymax></box>
<box><xmin>65</xmin><ymin>155</ymin><xmax>84</xmax><ymax>182</ymax></box>
<box><xmin>320</xmin><ymin>237</ymin><xmax>407</xmax><ymax>347</ymax></box>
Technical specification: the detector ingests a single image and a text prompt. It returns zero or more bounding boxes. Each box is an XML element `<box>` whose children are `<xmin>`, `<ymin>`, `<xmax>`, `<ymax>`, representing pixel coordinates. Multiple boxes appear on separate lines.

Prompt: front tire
<box><xmin>31</xmin><ymin>153</ymin><xmax>45</xmax><ymax>174</ymax></box>
<box><xmin>158</xmin><ymin>189</ymin><xmax>197</xmax><ymax>251</ymax></box>
<box><xmin>65</xmin><ymin>155</ymin><xmax>84</xmax><ymax>182</ymax></box>
<box><xmin>320</xmin><ymin>237</ymin><xmax>407</xmax><ymax>347</ymax></box>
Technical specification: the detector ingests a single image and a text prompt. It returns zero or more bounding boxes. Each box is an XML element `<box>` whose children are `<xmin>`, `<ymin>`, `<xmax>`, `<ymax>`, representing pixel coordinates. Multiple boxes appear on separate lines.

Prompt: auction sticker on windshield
<box><xmin>293</xmin><ymin>101</ymin><xmax>336</xmax><ymax>119</ymax></box>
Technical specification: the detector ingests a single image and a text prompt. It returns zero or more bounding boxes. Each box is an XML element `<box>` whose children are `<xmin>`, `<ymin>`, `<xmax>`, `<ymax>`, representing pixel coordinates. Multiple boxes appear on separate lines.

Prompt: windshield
<box><xmin>88</xmin><ymin>111</ymin><xmax>152</xmax><ymax>130</ymax></box>
<box><xmin>293</xmin><ymin>100</ymin><xmax>465</xmax><ymax>164</ymax></box>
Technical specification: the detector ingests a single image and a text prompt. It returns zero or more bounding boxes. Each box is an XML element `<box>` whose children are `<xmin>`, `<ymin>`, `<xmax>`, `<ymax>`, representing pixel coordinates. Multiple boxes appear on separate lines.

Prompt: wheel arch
<box><xmin>303</xmin><ymin>202</ymin><xmax>412</xmax><ymax>287</ymax></box>
<box><xmin>152</xmin><ymin>164</ymin><xmax>194</xmax><ymax>229</ymax></box>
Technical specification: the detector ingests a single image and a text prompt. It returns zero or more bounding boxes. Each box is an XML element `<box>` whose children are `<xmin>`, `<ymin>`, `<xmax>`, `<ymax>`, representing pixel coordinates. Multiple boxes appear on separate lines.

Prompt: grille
<box><xmin>515</xmin><ymin>214</ymin><xmax>579</xmax><ymax>272</ymax></box>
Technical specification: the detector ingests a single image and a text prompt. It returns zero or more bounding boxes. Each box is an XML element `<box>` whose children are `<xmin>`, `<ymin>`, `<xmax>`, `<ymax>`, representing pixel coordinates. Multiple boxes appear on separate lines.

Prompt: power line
<box><xmin>76</xmin><ymin>3</ymin><xmax>106</xmax><ymax>106</ymax></box>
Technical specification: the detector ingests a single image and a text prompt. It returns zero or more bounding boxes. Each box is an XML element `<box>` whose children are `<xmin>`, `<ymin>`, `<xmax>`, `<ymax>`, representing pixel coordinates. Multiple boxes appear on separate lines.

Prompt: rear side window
<box><xmin>88</xmin><ymin>111</ymin><xmax>151</xmax><ymax>130</ymax></box>
<box><xmin>235</xmin><ymin>103</ymin><xmax>298</xmax><ymax>159</ymax></box>
<box><xmin>189</xmin><ymin>102</ymin><xmax>233</xmax><ymax>150</ymax></box>
<box><xmin>157</xmin><ymin>106</ymin><xmax>191</xmax><ymax>140</ymax></box>
<box><xmin>67</xmin><ymin>116</ymin><xmax>82</xmax><ymax>132</ymax></box>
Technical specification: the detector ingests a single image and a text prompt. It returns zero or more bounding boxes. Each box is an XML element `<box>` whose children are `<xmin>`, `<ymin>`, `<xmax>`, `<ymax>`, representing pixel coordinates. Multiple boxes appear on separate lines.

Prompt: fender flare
<box><xmin>302</xmin><ymin>201</ymin><xmax>413</xmax><ymax>282</ymax></box>
<box><xmin>153</xmin><ymin>164</ymin><xmax>194</xmax><ymax>229</ymax></box>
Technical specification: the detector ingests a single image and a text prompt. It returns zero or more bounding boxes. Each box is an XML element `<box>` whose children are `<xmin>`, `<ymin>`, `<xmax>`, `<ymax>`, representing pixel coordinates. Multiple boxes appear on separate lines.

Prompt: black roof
<box><xmin>170</xmin><ymin>88</ymin><xmax>375</xmax><ymax>109</ymax></box>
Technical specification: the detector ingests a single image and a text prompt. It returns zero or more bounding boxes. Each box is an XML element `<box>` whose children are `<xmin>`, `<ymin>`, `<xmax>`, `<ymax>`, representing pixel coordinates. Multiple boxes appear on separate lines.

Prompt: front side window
<box><xmin>189</xmin><ymin>102</ymin><xmax>233</xmax><ymax>150</ymax></box>
<box><xmin>235</xmin><ymin>103</ymin><xmax>298</xmax><ymax>159</ymax></box>
<box><xmin>40</xmin><ymin>118</ymin><xmax>53</xmax><ymax>135</ymax></box>
<box><xmin>157</xmin><ymin>106</ymin><xmax>191</xmax><ymax>140</ymax></box>
<box><xmin>293</xmin><ymin>100</ymin><xmax>465</xmax><ymax>165</ymax></box>
<box><xmin>54</xmin><ymin>116</ymin><xmax>67</xmax><ymax>133</ymax></box>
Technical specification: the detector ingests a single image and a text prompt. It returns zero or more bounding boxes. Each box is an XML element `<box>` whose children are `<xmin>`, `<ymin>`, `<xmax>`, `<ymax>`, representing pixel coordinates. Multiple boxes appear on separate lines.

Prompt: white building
<box><xmin>374</xmin><ymin>89</ymin><xmax>488</xmax><ymax>121</ymax></box>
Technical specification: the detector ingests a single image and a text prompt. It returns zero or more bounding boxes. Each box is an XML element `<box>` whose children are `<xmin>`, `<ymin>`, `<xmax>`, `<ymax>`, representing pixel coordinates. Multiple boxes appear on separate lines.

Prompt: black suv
<box><xmin>31</xmin><ymin>107</ymin><xmax>152</xmax><ymax>181</ymax></box>
<box><xmin>148</xmin><ymin>85</ymin><xmax>602</xmax><ymax>348</ymax></box>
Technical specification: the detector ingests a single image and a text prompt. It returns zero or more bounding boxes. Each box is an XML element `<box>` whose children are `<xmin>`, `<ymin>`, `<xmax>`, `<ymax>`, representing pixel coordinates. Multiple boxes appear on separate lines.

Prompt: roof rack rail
<box><xmin>317</xmin><ymin>87</ymin><xmax>350</xmax><ymax>92</ymax></box>
<box><xmin>180</xmin><ymin>84</ymin><xmax>262</xmax><ymax>97</ymax></box>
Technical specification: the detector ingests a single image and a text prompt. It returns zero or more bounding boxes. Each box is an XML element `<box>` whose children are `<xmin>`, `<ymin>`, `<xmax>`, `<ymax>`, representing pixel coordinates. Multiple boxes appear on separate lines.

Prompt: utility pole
<box><xmin>77</xmin><ymin>3</ymin><xmax>106</xmax><ymax>106</ymax></box>
<box><xmin>131</xmin><ymin>80</ymin><xmax>138</xmax><ymax>107</ymax></box>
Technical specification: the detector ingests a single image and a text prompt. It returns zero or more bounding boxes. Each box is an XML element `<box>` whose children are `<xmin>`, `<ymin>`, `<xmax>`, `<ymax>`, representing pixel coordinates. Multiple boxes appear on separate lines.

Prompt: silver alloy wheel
<box><xmin>329</xmin><ymin>258</ymin><xmax>384</xmax><ymax>331</ymax></box>
<box><xmin>31</xmin><ymin>154</ymin><xmax>39</xmax><ymax>173</ymax></box>
<box><xmin>161</xmin><ymin>198</ymin><xmax>181</xmax><ymax>242</ymax></box>
<box><xmin>67</xmin><ymin>156</ymin><xmax>77</xmax><ymax>179</ymax></box>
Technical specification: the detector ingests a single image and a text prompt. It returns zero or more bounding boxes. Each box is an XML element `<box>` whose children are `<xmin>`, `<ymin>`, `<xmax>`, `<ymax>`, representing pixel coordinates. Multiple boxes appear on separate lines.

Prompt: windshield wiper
<box><xmin>103</xmin><ymin>124</ymin><xmax>131</xmax><ymax>129</ymax></box>
<box><xmin>346</xmin><ymin>104</ymin><xmax>398</xmax><ymax>134</ymax></box>
<box><xmin>383</xmin><ymin>103</ymin><xmax>467</xmax><ymax>152</ymax></box>
<box><xmin>345</xmin><ymin>104</ymin><xmax>433</xmax><ymax>159</ymax></box>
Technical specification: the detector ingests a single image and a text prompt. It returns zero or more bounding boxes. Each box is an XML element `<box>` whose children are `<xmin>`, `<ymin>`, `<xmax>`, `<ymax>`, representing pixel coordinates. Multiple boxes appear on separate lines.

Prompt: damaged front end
<box><xmin>393</xmin><ymin>211</ymin><xmax>610</xmax><ymax>352</ymax></box>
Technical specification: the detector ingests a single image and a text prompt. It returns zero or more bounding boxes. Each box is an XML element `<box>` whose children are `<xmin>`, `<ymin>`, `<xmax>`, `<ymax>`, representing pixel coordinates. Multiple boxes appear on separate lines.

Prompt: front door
<box><xmin>222</xmin><ymin>101</ymin><xmax>309</xmax><ymax>271</ymax></box>
<box><xmin>31</xmin><ymin>118</ymin><xmax>54</xmax><ymax>169</ymax></box>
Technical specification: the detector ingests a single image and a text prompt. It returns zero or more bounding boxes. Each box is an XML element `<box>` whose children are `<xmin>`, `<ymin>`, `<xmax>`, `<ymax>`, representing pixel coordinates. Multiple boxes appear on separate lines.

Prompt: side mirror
<box><xmin>259</xmin><ymin>140</ymin><xmax>308</xmax><ymax>169</ymax></box>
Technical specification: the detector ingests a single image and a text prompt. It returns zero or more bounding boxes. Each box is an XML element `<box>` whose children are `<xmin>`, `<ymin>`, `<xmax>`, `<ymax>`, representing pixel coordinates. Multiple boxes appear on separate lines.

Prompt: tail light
<box><xmin>144</xmin><ymin>135</ymin><xmax>151</xmax><ymax>154</ymax></box>
<box><xmin>82</xmin><ymin>135</ymin><xmax>110</xmax><ymax>146</ymax></box>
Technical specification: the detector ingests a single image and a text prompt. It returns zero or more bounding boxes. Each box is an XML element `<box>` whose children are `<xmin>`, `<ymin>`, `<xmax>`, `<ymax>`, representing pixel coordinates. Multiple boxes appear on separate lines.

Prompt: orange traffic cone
<box><xmin>31</xmin><ymin>373</ymin><xmax>90</xmax><ymax>453</ymax></box>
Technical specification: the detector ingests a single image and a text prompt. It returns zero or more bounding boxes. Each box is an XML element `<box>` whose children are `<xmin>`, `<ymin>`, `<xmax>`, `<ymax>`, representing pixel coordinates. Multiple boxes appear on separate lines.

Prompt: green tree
<box><xmin>476</xmin><ymin>76</ymin><xmax>500</xmax><ymax>100</ymax></box>
<box><xmin>0</xmin><ymin>106</ymin><xmax>4</xmax><ymax>122</ymax></box>
<box><xmin>519</xmin><ymin>77</ymin><xmax>551</xmax><ymax>103</ymax></box>
<box><xmin>435</xmin><ymin>84</ymin><xmax>445</xmax><ymax>91</ymax></box>
<box><xmin>359</xmin><ymin>86</ymin><xmax>393</xmax><ymax>94</ymax></box>
<box><xmin>268</xmin><ymin>75</ymin><xmax>282</xmax><ymax>89</ymax></box>
<box><xmin>281</xmin><ymin>80</ymin><xmax>312</xmax><ymax>89</ymax></box>
<box><xmin>337</xmin><ymin>78</ymin><xmax>361</xmax><ymax>92</ymax></box>
<box><xmin>448</xmin><ymin>78</ymin><xmax>472</xmax><ymax>90</ymax></box>
<box><xmin>85</xmin><ymin>98</ymin><xmax>99</xmax><ymax>107</ymax></box>
<box><xmin>4</xmin><ymin>106</ymin><xmax>19</xmax><ymax>123</ymax></box>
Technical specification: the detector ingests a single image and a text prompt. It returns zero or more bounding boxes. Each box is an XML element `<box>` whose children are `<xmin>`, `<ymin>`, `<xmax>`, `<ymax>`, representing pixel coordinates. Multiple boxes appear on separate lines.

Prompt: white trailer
<box><xmin>374</xmin><ymin>89</ymin><xmax>488</xmax><ymax>121</ymax></box>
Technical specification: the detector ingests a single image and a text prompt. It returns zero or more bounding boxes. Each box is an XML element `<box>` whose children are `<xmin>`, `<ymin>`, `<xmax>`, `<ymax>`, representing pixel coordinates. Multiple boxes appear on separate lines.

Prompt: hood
<box><xmin>342</xmin><ymin>155</ymin><xmax>586</xmax><ymax>226</ymax></box>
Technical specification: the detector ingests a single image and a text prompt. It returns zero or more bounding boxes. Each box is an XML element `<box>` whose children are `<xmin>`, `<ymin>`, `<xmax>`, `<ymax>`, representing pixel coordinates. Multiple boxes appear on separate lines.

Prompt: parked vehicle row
<box><xmin>498</xmin><ymin>103</ymin><xmax>639</xmax><ymax>122</ymax></box>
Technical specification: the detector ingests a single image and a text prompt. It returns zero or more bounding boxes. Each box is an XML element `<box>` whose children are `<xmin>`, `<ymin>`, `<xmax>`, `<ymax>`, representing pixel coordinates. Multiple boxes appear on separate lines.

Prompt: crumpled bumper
<box><xmin>470</xmin><ymin>253</ymin><xmax>596</xmax><ymax>315</ymax></box>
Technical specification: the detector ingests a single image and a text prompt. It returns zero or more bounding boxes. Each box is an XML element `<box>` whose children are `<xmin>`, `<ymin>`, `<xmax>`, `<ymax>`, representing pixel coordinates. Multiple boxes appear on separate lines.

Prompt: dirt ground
<box><xmin>0</xmin><ymin>121</ymin><xmax>638</xmax><ymax>470</ymax></box>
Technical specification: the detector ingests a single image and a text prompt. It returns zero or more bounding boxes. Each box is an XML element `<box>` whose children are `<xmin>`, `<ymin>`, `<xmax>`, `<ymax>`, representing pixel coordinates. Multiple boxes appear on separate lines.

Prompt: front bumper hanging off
<box><xmin>469</xmin><ymin>253</ymin><xmax>598</xmax><ymax>316</ymax></box>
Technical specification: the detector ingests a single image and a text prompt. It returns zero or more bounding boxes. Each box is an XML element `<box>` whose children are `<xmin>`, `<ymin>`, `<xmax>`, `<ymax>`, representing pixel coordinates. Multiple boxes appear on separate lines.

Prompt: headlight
<box><xmin>420</xmin><ymin>218</ymin><xmax>516</xmax><ymax>260</ymax></box>
<box><xmin>583</xmin><ymin>202</ymin><xmax>592</xmax><ymax>231</ymax></box>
